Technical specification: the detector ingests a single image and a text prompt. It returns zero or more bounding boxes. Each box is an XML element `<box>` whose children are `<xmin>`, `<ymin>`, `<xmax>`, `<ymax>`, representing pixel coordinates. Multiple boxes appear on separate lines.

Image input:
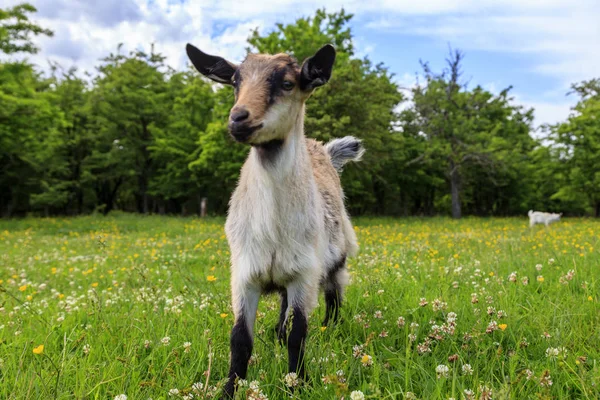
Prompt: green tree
<box><xmin>0</xmin><ymin>3</ymin><xmax>52</xmax><ymax>54</ymax></box>
<box><xmin>0</xmin><ymin>4</ymin><xmax>59</xmax><ymax>216</ymax></box>
<box><xmin>39</xmin><ymin>66</ymin><xmax>94</xmax><ymax>214</ymax></box>
<box><xmin>149</xmin><ymin>70</ymin><xmax>217</xmax><ymax>214</ymax></box>
<box><xmin>403</xmin><ymin>50</ymin><xmax>535</xmax><ymax>218</ymax></box>
<box><xmin>551</xmin><ymin>78</ymin><xmax>600</xmax><ymax>216</ymax></box>
<box><xmin>0</xmin><ymin>62</ymin><xmax>65</xmax><ymax>216</ymax></box>
<box><xmin>86</xmin><ymin>46</ymin><xmax>171</xmax><ymax>214</ymax></box>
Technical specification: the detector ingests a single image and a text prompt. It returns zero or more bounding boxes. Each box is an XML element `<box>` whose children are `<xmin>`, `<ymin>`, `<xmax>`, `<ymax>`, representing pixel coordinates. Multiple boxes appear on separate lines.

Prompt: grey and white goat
<box><xmin>186</xmin><ymin>43</ymin><xmax>363</xmax><ymax>397</ymax></box>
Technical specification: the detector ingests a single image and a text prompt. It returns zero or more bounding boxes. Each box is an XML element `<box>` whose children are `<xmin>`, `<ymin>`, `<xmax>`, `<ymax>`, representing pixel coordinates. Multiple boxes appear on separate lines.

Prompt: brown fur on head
<box><xmin>186</xmin><ymin>44</ymin><xmax>336</xmax><ymax>144</ymax></box>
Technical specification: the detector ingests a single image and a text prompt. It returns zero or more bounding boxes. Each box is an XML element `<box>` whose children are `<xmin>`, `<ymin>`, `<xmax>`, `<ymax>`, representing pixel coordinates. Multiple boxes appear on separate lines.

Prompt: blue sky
<box><xmin>6</xmin><ymin>0</ymin><xmax>600</xmax><ymax>126</ymax></box>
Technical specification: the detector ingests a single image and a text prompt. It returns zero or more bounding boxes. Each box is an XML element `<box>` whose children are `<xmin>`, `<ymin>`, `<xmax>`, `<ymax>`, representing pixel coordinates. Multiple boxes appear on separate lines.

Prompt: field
<box><xmin>0</xmin><ymin>214</ymin><xmax>599</xmax><ymax>399</ymax></box>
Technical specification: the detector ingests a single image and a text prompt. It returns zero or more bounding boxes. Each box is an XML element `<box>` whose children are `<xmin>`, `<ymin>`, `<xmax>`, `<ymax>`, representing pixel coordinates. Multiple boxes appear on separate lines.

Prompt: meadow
<box><xmin>0</xmin><ymin>214</ymin><xmax>598</xmax><ymax>399</ymax></box>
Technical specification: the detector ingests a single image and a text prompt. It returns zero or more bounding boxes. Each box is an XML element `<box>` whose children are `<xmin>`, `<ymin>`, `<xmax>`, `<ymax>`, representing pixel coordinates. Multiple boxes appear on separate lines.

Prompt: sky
<box><xmin>5</xmin><ymin>0</ymin><xmax>600</xmax><ymax>127</ymax></box>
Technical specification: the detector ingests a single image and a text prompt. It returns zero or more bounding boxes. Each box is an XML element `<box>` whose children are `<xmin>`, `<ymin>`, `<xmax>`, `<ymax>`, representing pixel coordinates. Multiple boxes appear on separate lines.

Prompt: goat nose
<box><xmin>231</xmin><ymin>108</ymin><xmax>249</xmax><ymax>123</ymax></box>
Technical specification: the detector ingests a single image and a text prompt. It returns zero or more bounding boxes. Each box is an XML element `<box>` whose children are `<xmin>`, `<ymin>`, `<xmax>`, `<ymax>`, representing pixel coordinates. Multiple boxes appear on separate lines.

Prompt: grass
<box><xmin>0</xmin><ymin>213</ymin><xmax>599</xmax><ymax>399</ymax></box>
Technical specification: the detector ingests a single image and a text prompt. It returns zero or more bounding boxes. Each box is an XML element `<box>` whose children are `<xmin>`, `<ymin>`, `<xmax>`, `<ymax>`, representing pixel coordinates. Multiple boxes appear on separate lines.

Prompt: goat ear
<box><xmin>186</xmin><ymin>43</ymin><xmax>237</xmax><ymax>85</ymax></box>
<box><xmin>300</xmin><ymin>44</ymin><xmax>336</xmax><ymax>91</ymax></box>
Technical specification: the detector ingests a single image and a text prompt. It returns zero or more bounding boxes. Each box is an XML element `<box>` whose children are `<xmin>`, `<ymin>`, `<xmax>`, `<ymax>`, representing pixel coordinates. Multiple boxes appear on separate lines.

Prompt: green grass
<box><xmin>1</xmin><ymin>213</ymin><xmax>599</xmax><ymax>399</ymax></box>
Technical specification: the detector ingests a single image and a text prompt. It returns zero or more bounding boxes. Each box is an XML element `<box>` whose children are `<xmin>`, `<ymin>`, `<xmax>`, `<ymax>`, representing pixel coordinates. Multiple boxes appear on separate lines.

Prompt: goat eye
<box><xmin>282</xmin><ymin>80</ymin><xmax>294</xmax><ymax>91</ymax></box>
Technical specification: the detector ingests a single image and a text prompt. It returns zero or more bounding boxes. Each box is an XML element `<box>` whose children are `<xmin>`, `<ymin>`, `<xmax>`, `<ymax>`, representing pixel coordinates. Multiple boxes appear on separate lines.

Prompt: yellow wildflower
<box><xmin>499</xmin><ymin>324</ymin><xmax>507</xmax><ymax>331</ymax></box>
<box><xmin>33</xmin><ymin>345</ymin><xmax>44</xmax><ymax>355</ymax></box>
<box><xmin>19</xmin><ymin>285</ymin><xmax>27</xmax><ymax>292</ymax></box>
<box><xmin>207</xmin><ymin>275</ymin><xmax>217</xmax><ymax>282</ymax></box>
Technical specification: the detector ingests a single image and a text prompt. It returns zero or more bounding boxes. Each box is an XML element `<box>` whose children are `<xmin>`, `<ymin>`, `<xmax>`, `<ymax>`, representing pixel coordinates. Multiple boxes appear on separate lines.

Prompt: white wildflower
<box><xmin>350</xmin><ymin>390</ymin><xmax>365</xmax><ymax>400</ymax></box>
<box><xmin>462</xmin><ymin>363</ymin><xmax>473</xmax><ymax>375</ymax></box>
<box><xmin>183</xmin><ymin>341</ymin><xmax>192</xmax><ymax>353</ymax></box>
<box><xmin>284</xmin><ymin>372</ymin><xmax>299</xmax><ymax>387</ymax></box>
<box><xmin>435</xmin><ymin>364</ymin><xmax>450</xmax><ymax>378</ymax></box>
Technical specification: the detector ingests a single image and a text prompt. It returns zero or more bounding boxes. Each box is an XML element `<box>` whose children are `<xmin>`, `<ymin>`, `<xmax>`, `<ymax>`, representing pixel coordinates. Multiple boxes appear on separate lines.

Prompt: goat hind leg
<box><xmin>274</xmin><ymin>289</ymin><xmax>288</xmax><ymax>344</ymax></box>
<box><xmin>323</xmin><ymin>257</ymin><xmax>348</xmax><ymax>327</ymax></box>
<box><xmin>286</xmin><ymin>280</ymin><xmax>318</xmax><ymax>381</ymax></box>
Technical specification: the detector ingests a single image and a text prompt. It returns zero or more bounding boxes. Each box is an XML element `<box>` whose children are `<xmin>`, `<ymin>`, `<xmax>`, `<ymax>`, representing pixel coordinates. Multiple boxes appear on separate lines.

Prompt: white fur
<box><xmin>528</xmin><ymin>210</ymin><xmax>562</xmax><ymax>227</ymax></box>
<box><xmin>225</xmin><ymin>103</ymin><xmax>357</xmax><ymax>335</ymax></box>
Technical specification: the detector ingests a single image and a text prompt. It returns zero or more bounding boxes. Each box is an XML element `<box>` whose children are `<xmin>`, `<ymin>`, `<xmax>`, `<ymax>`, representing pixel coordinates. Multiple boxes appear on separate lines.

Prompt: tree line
<box><xmin>1</xmin><ymin>5</ymin><xmax>599</xmax><ymax>218</ymax></box>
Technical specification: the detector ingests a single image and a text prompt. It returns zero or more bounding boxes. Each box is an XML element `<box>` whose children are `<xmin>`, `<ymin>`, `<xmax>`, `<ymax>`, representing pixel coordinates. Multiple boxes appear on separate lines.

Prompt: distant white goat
<box><xmin>186</xmin><ymin>43</ymin><xmax>363</xmax><ymax>398</ymax></box>
<box><xmin>528</xmin><ymin>210</ymin><xmax>562</xmax><ymax>227</ymax></box>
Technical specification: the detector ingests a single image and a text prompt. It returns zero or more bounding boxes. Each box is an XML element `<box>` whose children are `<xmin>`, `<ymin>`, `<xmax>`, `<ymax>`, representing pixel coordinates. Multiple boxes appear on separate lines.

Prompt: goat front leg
<box><xmin>285</xmin><ymin>279</ymin><xmax>317</xmax><ymax>381</ymax></box>
<box><xmin>222</xmin><ymin>286</ymin><xmax>260</xmax><ymax>399</ymax></box>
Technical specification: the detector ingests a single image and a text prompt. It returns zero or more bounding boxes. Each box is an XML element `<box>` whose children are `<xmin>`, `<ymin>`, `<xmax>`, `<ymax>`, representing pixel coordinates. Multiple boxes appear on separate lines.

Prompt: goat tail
<box><xmin>325</xmin><ymin>136</ymin><xmax>365</xmax><ymax>173</ymax></box>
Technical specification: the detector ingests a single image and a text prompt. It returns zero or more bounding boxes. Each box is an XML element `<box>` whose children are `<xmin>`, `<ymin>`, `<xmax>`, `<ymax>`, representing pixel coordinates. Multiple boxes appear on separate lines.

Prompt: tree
<box><xmin>0</xmin><ymin>62</ymin><xmax>65</xmax><ymax>216</ymax></box>
<box><xmin>0</xmin><ymin>3</ymin><xmax>53</xmax><ymax>55</ymax></box>
<box><xmin>149</xmin><ymin>70</ymin><xmax>217</xmax><ymax>214</ymax></box>
<box><xmin>551</xmin><ymin>79</ymin><xmax>600</xmax><ymax>216</ymax></box>
<box><xmin>403</xmin><ymin>49</ymin><xmax>534</xmax><ymax>218</ymax></box>
<box><xmin>86</xmin><ymin>46</ymin><xmax>171</xmax><ymax>214</ymax></box>
<box><xmin>0</xmin><ymin>3</ymin><xmax>59</xmax><ymax>216</ymax></box>
<box><xmin>39</xmin><ymin>66</ymin><xmax>95</xmax><ymax>214</ymax></box>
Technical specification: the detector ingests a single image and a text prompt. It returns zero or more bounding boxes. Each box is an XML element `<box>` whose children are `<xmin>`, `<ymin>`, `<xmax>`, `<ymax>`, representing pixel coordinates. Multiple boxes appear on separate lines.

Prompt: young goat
<box><xmin>528</xmin><ymin>210</ymin><xmax>562</xmax><ymax>227</ymax></box>
<box><xmin>186</xmin><ymin>43</ymin><xmax>363</xmax><ymax>397</ymax></box>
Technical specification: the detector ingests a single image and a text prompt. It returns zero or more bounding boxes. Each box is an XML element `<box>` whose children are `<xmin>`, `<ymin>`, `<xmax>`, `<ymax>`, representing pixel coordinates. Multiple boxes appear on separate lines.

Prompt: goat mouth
<box><xmin>229</xmin><ymin>123</ymin><xmax>263</xmax><ymax>143</ymax></box>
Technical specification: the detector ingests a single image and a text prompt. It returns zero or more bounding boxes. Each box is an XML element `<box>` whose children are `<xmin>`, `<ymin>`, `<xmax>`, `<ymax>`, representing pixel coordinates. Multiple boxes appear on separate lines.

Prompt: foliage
<box><xmin>0</xmin><ymin>3</ymin><xmax>52</xmax><ymax>54</ymax></box>
<box><xmin>551</xmin><ymin>79</ymin><xmax>600</xmax><ymax>216</ymax></box>
<box><xmin>401</xmin><ymin>50</ymin><xmax>536</xmax><ymax>218</ymax></box>
<box><xmin>0</xmin><ymin>4</ymin><xmax>598</xmax><ymax>217</ymax></box>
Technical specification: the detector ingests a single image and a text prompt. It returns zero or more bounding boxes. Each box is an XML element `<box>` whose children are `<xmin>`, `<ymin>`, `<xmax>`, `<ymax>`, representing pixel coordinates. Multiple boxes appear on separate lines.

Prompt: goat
<box><xmin>528</xmin><ymin>210</ymin><xmax>562</xmax><ymax>227</ymax></box>
<box><xmin>186</xmin><ymin>43</ymin><xmax>363</xmax><ymax>397</ymax></box>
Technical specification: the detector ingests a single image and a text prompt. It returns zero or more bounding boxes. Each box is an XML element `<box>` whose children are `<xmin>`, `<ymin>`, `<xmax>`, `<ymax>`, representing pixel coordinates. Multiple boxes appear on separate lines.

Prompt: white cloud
<box><xmin>2</xmin><ymin>0</ymin><xmax>597</xmax><ymax>127</ymax></box>
<box><xmin>364</xmin><ymin>2</ymin><xmax>600</xmax><ymax>87</ymax></box>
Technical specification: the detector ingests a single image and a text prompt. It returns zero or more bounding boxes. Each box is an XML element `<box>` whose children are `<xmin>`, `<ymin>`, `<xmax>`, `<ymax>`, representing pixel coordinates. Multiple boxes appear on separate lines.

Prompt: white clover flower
<box><xmin>192</xmin><ymin>382</ymin><xmax>204</xmax><ymax>393</ymax></box>
<box><xmin>161</xmin><ymin>336</ymin><xmax>171</xmax><ymax>346</ymax></box>
<box><xmin>83</xmin><ymin>344</ymin><xmax>91</xmax><ymax>355</ymax></box>
<box><xmin>397</xmin><ymin>316</ymin><xmax>406</xmax><ymax>328</ymax></box>
<box><xmin>183</xmin><ymin>341</ymin><xmax>192</xmax><ymax>353</ymax></box>
<box><xmin>447</xmin><ymin>312</ymin><xmax>457</xmax><ymax>324</ymax></box>
<box><xmin>284</xmin><ymin>372</ymin><xmax>299</xmax><ymax>387</ymax></box>
<box><xmin>114</xmin><ymin>395</ymin><xmax>127</xmax><ymax>400</ymax></box>
<box><xmin>352</xmin><ymin>344</ymin><xmax>364</xmax><ymax>358</ymax></box>
<box><xmin>545</xmin><ymin>347</ymin><xmax>559</xmax><ymax>359</ymax></box>
<box><xmin>350</xmin><ymin>390</ymin><xmax>365</xmax><ymax>400</ymax></box>
<box><xmin>545</xmin><ymin>346</ymin><xmax>567</xmax><ymax>359</ymax></box>
<box><xmin>540</xmin><ymin>373</ymin><xmax>553</xmax><ymax>387</ymax></box>
<box><xmin>524</xmin><ymin>369</ymin><xmax>535</xmax><ymax>380</ymax></box>
<box><xmin>168</xmin><ymin>388</ymin><xmax>179</xmax><ymax>396</ymax></box>
<box><xmin>462</xmin><ymin>363</ymin><xmax>473</xmax><ymax>375</ymax></box>
<box><xmin>435</xmin><ymin>364</ymin><xmax>450</xmax><ymax>378</ymax></box>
